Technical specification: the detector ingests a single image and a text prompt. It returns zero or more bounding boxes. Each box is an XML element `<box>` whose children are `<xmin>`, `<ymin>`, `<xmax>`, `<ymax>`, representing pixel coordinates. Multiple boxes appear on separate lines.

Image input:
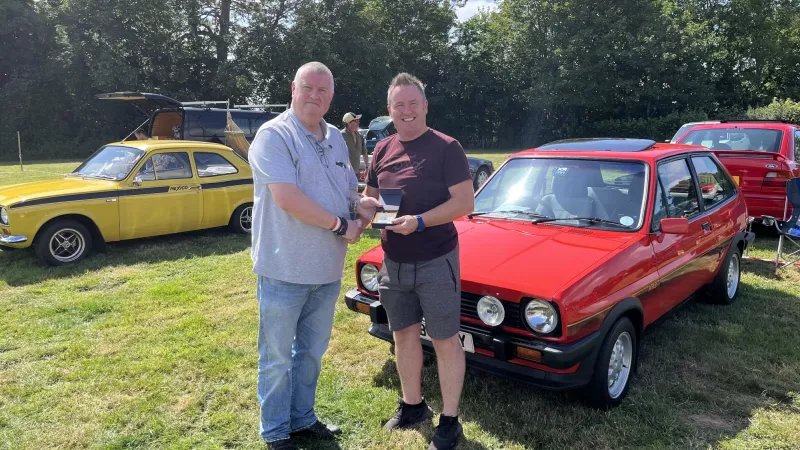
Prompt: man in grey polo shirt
<box><xmin>248</xmin><ymin>61</ymin><xmax>379</xmax><ymax>450</ymax></box>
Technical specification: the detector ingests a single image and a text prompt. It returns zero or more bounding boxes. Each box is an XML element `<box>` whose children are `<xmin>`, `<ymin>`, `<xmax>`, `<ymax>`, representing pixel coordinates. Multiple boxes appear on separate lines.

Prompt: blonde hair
<box><xmin>387</xmin><ymin>72</ymin><xmax>425</xmax><ymax>105</ymax></box>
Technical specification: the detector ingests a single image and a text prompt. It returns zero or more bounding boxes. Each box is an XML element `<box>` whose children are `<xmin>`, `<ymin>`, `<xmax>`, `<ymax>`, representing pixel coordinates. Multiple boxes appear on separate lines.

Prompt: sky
<box><xmin>455</xmin><ymin>0</ymin><xmax>498</xmax><ymax>22</ymax></box>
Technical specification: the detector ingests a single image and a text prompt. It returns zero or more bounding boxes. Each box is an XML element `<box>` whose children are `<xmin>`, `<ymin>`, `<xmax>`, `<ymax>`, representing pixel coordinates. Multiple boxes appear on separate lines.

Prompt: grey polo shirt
<box><xmin>248</xmin><ymin>108</ymin><xmax>358</xmax><ymax>285</ymax></box>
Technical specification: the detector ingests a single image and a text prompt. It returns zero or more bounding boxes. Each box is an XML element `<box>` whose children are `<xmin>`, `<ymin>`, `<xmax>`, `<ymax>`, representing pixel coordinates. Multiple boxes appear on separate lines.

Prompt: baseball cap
<box><xmin>342</xmin><ymin>112</ymin><xmax>362</xmax><ymax>124</ymax></box>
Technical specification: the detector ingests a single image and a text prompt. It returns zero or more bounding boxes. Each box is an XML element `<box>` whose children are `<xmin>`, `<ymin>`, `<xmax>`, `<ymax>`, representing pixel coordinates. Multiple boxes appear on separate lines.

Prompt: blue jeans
<box><xmin>256</xmin><ymin>276</ymin><xmax>341</xmax><ymax>443</ymax></box>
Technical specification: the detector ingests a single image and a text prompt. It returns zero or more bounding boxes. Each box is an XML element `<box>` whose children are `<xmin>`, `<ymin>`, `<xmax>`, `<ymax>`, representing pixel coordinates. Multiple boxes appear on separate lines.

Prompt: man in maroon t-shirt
<box><xmin>364</xmin><ymin>72</ymin><xmax>474</xmax><ymax>450</ymax></box>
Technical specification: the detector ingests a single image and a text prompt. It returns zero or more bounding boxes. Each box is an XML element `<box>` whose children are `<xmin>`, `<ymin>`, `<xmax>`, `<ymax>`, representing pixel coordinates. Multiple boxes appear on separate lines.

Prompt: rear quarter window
<box><xmin>690</xmin><ymin>155</ymin><xmax>736</xmax><ymax>210</ymax></box>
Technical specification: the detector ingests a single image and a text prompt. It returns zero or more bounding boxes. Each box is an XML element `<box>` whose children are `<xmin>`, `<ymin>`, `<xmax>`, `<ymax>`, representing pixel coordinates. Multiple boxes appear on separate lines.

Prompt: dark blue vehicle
<box><xmin>358</xmin><ymin>117</ymin><xmax>494</xmax><ymax>190</ymax></box>
<box><xmin>97</xmin><ymin>92</ymin><xmax>282</xmax><ymax>145</ymax></box>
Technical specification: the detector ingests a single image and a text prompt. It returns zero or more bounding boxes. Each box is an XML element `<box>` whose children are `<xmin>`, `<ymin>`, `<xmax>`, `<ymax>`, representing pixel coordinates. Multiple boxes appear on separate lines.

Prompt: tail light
<box><xmin>763</xmin><ymin>171</ymin><xmax>791</xmax><ymax>188</ymax></box>
<box><xmin>701</xmin><ymin>185</ymin><xmax>715</xmax><ymax>194</ymax></box>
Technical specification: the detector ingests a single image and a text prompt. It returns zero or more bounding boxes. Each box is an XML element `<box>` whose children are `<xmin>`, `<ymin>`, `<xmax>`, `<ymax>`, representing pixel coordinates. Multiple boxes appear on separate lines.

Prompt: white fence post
<box><xmin>17</xmin><ymin>131</ymin><xmax>23</xmax><ymax>171</ymax></box>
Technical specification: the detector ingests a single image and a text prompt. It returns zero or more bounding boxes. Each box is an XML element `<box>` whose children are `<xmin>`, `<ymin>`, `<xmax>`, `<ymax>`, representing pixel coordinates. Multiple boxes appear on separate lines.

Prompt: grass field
<box><xmin>1</xmin><ymin>158</ymin><xmax>798</xmax><ymax>449</ymax></box>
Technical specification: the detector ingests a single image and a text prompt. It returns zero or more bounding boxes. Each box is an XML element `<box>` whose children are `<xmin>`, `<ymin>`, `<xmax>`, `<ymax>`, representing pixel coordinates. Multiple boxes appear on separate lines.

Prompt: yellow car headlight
<box><xmin>0</xmin><ymin>207</ymin><xmax>8</xmax><ymax>226</ymax></box>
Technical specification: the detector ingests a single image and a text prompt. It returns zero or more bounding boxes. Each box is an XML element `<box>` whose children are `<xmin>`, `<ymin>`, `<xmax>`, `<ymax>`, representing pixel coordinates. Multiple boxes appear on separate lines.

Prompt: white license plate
<box><xmin>419</xmin><ymin>322</ymin><xmax>475</xmax><ymax>353</ymax></box>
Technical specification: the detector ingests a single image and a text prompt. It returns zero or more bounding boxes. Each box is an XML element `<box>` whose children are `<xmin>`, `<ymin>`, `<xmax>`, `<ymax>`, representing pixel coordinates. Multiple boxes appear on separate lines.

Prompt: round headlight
<box><xmin>359</xmin><ymin>264</ymin><xmax>380</xmax><ymax>293</ymax></box>
<box><xmin>477</xmin><ymin>296</ymin><xmax>505</xmax><ymax>326</ymax></box>
<box><xmin>525</xmin><ymin>300</ymin><xmax>558</xmax><ymax>334</ymax></box>
<box><xmin>0</xmin><ymin>207</ymin><xmax>8</xmax><ymax>226</ymax></box>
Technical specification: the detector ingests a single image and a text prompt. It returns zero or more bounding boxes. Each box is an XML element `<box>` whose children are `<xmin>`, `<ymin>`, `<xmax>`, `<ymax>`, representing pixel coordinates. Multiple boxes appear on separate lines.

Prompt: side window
<box><xmin>651</xmin><ymin>179</ymin><xmax>668</xmax><ymax>231</ymax></box>
<box><xmin>656</xmin><ymin>158</ymin><xmax>700</xmax><ymax>219</ymax></box>
<box><xmin>136</xmin><ymin>157</ymin><xmax>156</xmax><ymax>181</ymax></box>
<box><xmin>231</xmin><ymin>115</ymin><xmax>251</xmax><ymax>134</ymax></box>
<box><xmin>252</xmin><ymin>118</ymin><xmax>267</xmax><ymax>134</ymax></box>
<box><xmin>194</xmin><ymin>152</ymin><xmax>238</xmax><ymax>177</ymax></box>
<box><xmin>137</xmin><ymin>152</ymin><xmax>193</xmax><ymax>180</ymax></box>
<box><xmin>795</xmin><ymin>131</ymin><xmax>800</xmax><ymax>161</ymax></box>
<box><xmin>188</xmin><ymin>111</ymin><xmax>224</xmax><ymax>139</ymax></box>
<box><xmin>690</xmin><ymin>156</ymin><xmax>735</xmax><ymax>210</ymax></box>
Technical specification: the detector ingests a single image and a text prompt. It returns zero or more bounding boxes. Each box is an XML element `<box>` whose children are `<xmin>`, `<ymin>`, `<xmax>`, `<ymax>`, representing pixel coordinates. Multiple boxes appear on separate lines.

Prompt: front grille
<box><xmin>460</xmin><ymin>323</ymin><xmax>494</xmax><ymax>351</ymax></box>
<box><xmin>461</xmin><ymin>292</ymin><xmax>525</xmax><ymax>330</ymax></box>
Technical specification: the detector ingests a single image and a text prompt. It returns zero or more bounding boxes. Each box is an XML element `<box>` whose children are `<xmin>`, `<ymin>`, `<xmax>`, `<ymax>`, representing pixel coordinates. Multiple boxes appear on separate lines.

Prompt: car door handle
<box><xmin>702</xmin><ymin>222</ymin><xmax>712</xmax><ymax>231</ymax></box>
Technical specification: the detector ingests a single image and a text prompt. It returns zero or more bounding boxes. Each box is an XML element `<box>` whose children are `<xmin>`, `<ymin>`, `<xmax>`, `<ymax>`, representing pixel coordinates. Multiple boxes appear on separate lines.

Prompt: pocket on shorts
<box><xmin>378</xmin><ymin>260</ymin><xmax>393</xmax><ymax>287</ymax></box>
<box><xmin>445</xmin><ymin>258</ymin><xmax>457</xmax><ymax>292</ymax></box>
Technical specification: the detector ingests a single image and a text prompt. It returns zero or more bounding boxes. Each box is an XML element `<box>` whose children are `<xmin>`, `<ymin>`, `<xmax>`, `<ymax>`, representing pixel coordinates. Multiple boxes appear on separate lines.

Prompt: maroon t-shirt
<box><xmin>366</xmin><ymin>128</ymin><xmax>472</xmax><ymax>263</ymax></box>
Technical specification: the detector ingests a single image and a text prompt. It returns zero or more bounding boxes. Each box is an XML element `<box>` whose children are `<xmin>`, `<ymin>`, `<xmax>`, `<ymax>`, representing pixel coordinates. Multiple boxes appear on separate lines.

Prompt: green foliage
<box><xmin>2</xmin><ymin>0</ymin><xmax>800</xmax><ymax>160</ymax></box>
<box><xmin>747</xmin><ymin>98</ymin><xmax>800</xmax><ymax>124</ymax></box>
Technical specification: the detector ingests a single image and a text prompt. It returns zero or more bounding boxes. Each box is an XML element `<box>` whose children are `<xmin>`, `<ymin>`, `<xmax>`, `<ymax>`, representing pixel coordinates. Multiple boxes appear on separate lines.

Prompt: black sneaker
<box><xmin>290</xmin><ymin>420</ymin><xmax>342</xmax><ymax>440</ymax></box>
<box><xmin>267</xmin><ymin>438</ymin><xmax>298</xmax><ymax>450</ymax></box>
<box><xmin>428</xmin><ymin>415</ymin><xmax>463</xmax><ymax>450</ymax></box>
<box><xmin>383</xmin><ymin>399</ymin><xmax>434</xmax><ymax>431</ymax></box>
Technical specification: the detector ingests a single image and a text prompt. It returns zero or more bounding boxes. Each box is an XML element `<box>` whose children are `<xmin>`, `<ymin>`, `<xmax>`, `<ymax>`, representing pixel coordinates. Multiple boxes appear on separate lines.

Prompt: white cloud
<box><xmin>456</xmin><ymin>0</ymin><xmax>498</xmax><ymax>22</ymax></box>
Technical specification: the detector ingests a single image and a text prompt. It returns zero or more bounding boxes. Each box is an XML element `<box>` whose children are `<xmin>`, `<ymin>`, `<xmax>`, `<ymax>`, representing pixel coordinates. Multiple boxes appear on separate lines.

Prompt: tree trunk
<box><xmin>217</xmin><ymin>0</ymin><xmax>231</xmax><ymax>63</ymax></box>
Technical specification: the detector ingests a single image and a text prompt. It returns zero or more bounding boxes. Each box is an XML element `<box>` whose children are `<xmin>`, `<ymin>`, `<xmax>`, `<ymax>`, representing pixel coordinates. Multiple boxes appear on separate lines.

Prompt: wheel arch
<box><xmin>33</xmin><ymin>214</ymin><xmax>106</xmax><ymax>250</ymax></box>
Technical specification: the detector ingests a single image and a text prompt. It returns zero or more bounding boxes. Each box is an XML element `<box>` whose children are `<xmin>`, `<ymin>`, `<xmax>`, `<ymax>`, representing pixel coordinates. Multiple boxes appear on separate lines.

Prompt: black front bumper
<box><xmin>344</xmin><ymin>288</ymin><xmax>602</xmax><ymax>390</ymax></box>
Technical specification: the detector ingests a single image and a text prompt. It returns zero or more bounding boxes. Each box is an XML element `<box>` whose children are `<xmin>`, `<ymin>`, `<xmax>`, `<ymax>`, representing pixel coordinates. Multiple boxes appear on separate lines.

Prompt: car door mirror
<box><xmin>660</xmin><ymin>217</ymin><xmax>689</xmax><ymax>234</ymax></box>
<box><xmin>132</xmin><ymin>176</ymin><xmax>143</xmax><ymax>187</ymax></box>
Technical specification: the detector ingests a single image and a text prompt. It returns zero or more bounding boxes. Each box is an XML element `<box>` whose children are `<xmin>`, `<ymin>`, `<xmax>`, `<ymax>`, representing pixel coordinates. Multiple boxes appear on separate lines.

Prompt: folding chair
<box><xmin>761</xmin><ymin>177</ymin><xmax>800</xmax><ymax>269</ymax></box>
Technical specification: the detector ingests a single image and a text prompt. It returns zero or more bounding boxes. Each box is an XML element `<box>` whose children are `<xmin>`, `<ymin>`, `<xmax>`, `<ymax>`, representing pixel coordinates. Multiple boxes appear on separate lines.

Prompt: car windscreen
<box><xmin>70</xmin><ymin>145</ymin><xmax>146</xmax><ymax>180</ymax></box>
<box><xmin>680</xmin><ymin>128</ymin><xmax>783</xmax><ymax>152</ymax></box>
<box><xmin>474</xmin><ymin>158</ymin><xmax>648</xmax><ymax>230</ymax></box>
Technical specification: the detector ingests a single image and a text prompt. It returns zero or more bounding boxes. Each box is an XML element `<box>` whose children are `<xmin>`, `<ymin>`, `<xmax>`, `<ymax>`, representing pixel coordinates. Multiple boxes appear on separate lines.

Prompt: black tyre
<box><xmin>473</xmin><ymin>166</ymin><xmax>491</xmax><ymax>190</ymax></box>
<box><xmin>585</xmin><ymin>317</ymin><xmax>638</xmax><ymax>409</ymax></box>
<box><xmin>229</xmin><ymin>203</ymin><xmax>253</xmax><ymax>234</ymax></box>
<box><xmin>704</xmin><ymin>246</ymin><xmax>741</xmax><ymax>305</ymax></box>
<box><xmin>34</xmin><ymin>220</ymin><xmax>93</xmax><ymax>266</ymax></box>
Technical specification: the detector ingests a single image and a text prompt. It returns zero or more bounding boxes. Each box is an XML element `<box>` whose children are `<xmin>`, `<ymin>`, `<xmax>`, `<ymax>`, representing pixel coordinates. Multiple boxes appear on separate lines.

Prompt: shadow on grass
<box><xmin>293</xmin><ymin>438</ymin><xmax>343</xmax><ymax>450</ymax></box>
<box><xmin>367</xmin><ymin>273</ymin><xmax>800</xmax><ymax>449</ymax></box>
<box><xmin>0</xmin><ymin>228</ymin><xmax>251</xmax><ymax>287</ymax></box>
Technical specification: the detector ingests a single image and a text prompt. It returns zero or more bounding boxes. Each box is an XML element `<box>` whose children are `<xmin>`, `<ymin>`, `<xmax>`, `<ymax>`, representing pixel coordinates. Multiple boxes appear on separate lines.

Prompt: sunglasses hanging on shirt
<box><xmin>305</xmin><ymin>134</ymin><xmax>333</xmax><ymax>168</ymax></box>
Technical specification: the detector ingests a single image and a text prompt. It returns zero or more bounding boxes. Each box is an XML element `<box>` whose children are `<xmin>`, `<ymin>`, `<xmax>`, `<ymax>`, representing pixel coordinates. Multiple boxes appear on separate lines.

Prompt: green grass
<box><xmin>1</xmin><ymin>161</ymin><xmax>799</xmax><ymax>449</ymax></box>
<box><xmin>0</xmin><ymin>160</ymin><xmax>82</xmax><ymax>187</ymax></box>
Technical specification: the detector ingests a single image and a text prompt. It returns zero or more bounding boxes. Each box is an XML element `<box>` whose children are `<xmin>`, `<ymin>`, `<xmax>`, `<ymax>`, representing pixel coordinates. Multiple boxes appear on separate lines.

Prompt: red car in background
<box><xmin>674</xmin><ymin>121</ymin><xmax>800</xmax><ymax>220</ymax></box>
<box><xmin>346</xmin><ymin>138</ymin><xmax>753</xmax><ymax>408</ymax></box>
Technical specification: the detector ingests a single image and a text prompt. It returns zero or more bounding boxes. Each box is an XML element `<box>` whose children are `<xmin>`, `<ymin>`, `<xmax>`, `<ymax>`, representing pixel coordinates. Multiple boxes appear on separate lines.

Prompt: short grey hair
<box><xmin>294</xmin><ymin>61</ymin><xmax>334</xmax><ymax>91</ymax></box>
<box><xmin>387</xmin><ymin>72</ymin><xmax>426</xmax><ymax>105</ymax></box>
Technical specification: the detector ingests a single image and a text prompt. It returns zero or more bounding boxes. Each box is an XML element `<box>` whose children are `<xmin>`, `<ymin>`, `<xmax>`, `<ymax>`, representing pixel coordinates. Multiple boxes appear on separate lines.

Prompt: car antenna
<box><xmin>122</xmin><ymin>117</ymin><xmax>152</xmax><ymax>143</ymax></box>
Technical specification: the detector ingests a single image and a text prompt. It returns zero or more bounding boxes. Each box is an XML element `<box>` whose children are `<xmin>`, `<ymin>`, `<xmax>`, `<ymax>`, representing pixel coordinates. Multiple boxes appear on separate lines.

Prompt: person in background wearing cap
<box><xmin>341</xmin><ymin>112</ymin><xmax>368</xmax><ymax>179</ymax></box>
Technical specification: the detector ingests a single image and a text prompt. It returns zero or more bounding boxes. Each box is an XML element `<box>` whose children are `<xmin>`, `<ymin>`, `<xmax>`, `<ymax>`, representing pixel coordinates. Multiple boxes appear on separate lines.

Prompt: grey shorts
<box><xmin>378</xmin><ymin>246</ymin><xmax>461</xmax><ymax>340</ymax></box>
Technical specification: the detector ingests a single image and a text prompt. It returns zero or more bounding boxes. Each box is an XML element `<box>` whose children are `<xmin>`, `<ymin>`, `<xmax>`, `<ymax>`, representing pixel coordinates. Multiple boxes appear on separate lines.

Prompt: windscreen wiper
<box><xmin>531</xmin><ymin>216</ymin><xmax>630</xmax><ymax>228</ymax></box>
<box><xmin>68</xmin><ymin>173</ymin><xmax>117</xmax><ymax>180</ymax></box>
<box><xmin>467</xmin><ymin>210</ymin><xmax>549</xmax><ymax>220</ymax></box>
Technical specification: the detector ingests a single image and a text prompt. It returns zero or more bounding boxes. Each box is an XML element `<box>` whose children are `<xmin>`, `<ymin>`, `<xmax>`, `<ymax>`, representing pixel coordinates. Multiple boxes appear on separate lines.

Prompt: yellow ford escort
<box><xmin>0</xmin><ymin>140</ymin><xmax>253</xmax><ymax>265</ymax></box>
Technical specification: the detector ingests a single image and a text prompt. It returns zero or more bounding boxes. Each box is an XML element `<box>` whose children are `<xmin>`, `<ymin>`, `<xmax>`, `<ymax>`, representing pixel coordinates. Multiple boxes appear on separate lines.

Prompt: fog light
<box><xmin>477</xmin><ymin>296</ymin><xmax>505</xmax><ymax>326</ymax></box>
<box><xmin>359</xmin><ymin>264</ymin><xmax>380</xmax><ymax>293</ymax></box>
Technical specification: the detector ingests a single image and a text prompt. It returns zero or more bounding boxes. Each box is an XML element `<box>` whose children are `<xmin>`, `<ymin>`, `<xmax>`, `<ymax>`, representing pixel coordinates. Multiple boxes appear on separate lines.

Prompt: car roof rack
<box><xmin>718</xmin><ymin>119</ymin><xmax>790</xmax><ymax>123</ymax></box>
<box><xmin>181</xmin><ymin>100</ymin><xmax>230</xmax><ymax>107</ymax></box>
<box><xmin>234</xmin><ymin>104</ymin><xmax>288</xmax><ymax>110</ymax></box>
<box><xmin>537</xmin><ymin>138</ymin><xmax>657</xmax><ymax>152</ymax></box>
